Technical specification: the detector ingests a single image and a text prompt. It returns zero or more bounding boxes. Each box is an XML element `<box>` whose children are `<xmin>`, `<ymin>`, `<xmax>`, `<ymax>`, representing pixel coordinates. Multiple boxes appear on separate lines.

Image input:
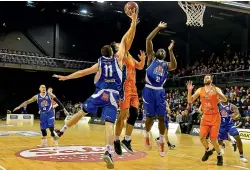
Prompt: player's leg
<box><xmin>121</xmin><ymin>94</ymin><xmax>139</xmax><ymax>154</ymax></box>
<box><xmin>38</xmin><ymin>113</ymin><xmax>48</xmax><ymax>147</ymax></box>
<box><xmin>199</xmin><ymin>122</ymin><xmax>213</xmax><ymax>162</ymax></box>
<box><xmin>210</xmin><ymin>123</ymin><xmax>223</xmax><ymax>166</ymax></box>
<box><xmin>228</xmin><ymin>135</ymin><xmax>237</xmax><ymax>151</ymax></box>
<box><xmin>229</xmin><ymin>127</ymin><xmax>248</xmax><ymax>162</ymax></box>
<box><xmin>142</xmin><ymin>87</ymin><xmax>155</xmax><ymax>150</ymax></box>
<box><xmin>47</xmin><ymin>110</ymin><xmax>58</xmax><ymax>148</ymax></box>
<box><xmin>218</xmin><ymin>126</ymin><xmax>227</xmax><ymax>154</ymax></box>
<box><xmin>102</xmin><ymin>92</ymin><xmax>120</xmax><ymax>169</ymax></box>
<box><xmin>114</xmin><ymin>93</ymin><xmax>130</xmax><ymax>155</ymax></box>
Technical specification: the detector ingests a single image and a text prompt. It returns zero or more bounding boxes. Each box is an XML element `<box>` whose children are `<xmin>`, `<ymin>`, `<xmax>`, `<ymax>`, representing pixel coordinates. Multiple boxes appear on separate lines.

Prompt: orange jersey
<box><xmin>123</xmin><ymin>53</ymin><xmax>137</xmax><ymax>92</ymax></box>
<box><xmin>200</xmin><ymin>87</ymin><xmax>219</xmax><ymax>115</ymax></box>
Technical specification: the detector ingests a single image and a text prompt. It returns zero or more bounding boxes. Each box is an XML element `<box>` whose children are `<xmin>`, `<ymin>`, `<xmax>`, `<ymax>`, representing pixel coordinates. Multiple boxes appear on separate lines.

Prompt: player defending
<box><xmin>53</xmin><ymin>10</ymin><xmax>138</xmax><ymax>169</ymax></box>
<box><xmin>143</xmin><ymin>21</ymin><xmax>177</xmax><ymax>157</ymax></box>
<box><xmin>186</xmin><ymin>75</ymin><xmax>227</xmax><ymax>166</ymax></box>
<box><xmin>13</xmin><ymin>85</ymin><xmax>68</xmax><ymax>148</ymax></box>
<box><xmin>218</xmin><ymin>100</ymin><xmax>248</xmax><ymax>162</ymax></box>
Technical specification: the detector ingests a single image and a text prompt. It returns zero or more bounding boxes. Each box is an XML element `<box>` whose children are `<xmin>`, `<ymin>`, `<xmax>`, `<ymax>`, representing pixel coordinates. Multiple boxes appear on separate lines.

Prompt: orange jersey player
<box><xmin>111</xmin><ymin>42</ymin><xmax>146</xmax><ymax>154</ymax></box>
<box><xmin>187</xmin><ymin>75</ymin><xmax>227</xmax><ymax>166</ymax></box>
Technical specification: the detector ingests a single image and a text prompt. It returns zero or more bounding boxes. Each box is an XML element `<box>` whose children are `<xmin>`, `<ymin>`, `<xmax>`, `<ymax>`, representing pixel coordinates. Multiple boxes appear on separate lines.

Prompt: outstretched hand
<box><xmin>138</xmin><ymin>50</ymin><xmax>146</xmax><ymax>61</ymax></box>
<box><xmin>128</xmin><ymin>8</ymin><xmax>138</xmax><ymax>21</ymax></box>
<box><xmin>53</xmin><ymin>74</ymin><xmax>69</xmax><ymax>81</ymax></box>
<box><xmin>158</xmin><ymin>21</ymin><xmax>167</xmax><ymax>29</ymax></box>
<box><xmin>13</xmin><ymin>106</ymin><xmax>21</xmax><ymax>112</ymax></box>
<box><xmin>186</xmin><ymin>81</ymin><xmax>194</xmax><ymax>91</ymax></box>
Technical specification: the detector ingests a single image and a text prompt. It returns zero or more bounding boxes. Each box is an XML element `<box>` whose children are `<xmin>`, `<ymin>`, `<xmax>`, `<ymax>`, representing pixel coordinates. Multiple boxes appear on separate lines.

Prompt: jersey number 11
<box><xmin>104</xmin><ymin>65</ymin><xmax>113</xmax><ymax>77</ymax></box>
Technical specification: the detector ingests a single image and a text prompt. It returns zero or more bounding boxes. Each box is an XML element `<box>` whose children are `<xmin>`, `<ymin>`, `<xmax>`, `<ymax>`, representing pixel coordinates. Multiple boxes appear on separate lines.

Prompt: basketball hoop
<box><xmin>178</xmin><ymin>1</ymin><xmax>206</xmax><ymax>27</ymax></box>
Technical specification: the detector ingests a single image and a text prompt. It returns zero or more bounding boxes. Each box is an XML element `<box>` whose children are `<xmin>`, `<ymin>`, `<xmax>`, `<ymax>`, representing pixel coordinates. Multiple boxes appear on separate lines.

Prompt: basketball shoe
<box><xmin>103</xmin><ymin>151</ymin><xmax>114</xmax><ymax>169</ymax></box>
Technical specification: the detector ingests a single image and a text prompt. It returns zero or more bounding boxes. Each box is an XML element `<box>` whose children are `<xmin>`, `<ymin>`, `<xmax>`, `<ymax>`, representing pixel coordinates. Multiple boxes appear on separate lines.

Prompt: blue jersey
<box><xmin>145</xmin><ymin>58</ymin><xmax>168</xmax><ymax>87</ymax></box>
<box><xmin>37</xmin><ymin>92</ymin><xmax>53</xmax><ymax>114</ymax></box>
<box><xmin>94</xmin><ymin>56</ymin><xmax>122</xmax><ymax>92</ymax></box>
<box><xmin>219</xmin><ymin>103</ymin><xmax>234</xmax><ymax>126</ymax></box>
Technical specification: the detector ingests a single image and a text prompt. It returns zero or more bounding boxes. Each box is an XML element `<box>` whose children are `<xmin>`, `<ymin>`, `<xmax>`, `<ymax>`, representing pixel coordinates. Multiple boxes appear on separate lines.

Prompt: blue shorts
<box><xmin>142</xmin><ymin>86</ymin><xmax>166</xmax><ymax>117</ymax></box>
<box><xmin>82</xmin><ymin>89</ymin><xmax>120</xmax><ymax>123</ymax></box>
<box><xmin>218</xmin><ymin>125</ymin><xmax>239</xmax><ymax>140</ymax></box>
<box><xmin>40</xmin><ymin>109</ymin><xmax>55</xmax><ymax>129</ymax></box>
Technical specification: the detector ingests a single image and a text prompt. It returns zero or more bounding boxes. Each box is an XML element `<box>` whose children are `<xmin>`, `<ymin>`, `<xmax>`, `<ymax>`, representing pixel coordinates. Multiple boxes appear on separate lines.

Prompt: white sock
<box><xmin>159</xmin><ymin>134</ymin><xmax>164</xmax><ymax>143</ymax></box>
<box><xmin>105</xmin><ymin>144</ymin><xmax>112</xmax><ymax>153</ymax></box>
<box><xmin>114</xmin><ymin>136</ymin><xmax>120</xmax><ymax>141</ymax></box>
<box><xmin>229</xmin><ymin>136</ymin><xmax>236</xmax><ymax>144</ymax></box>
<box><xmin>60</xmin><ymin>125</ymin><xmax>68</xmax><ymax>132</ymax></box>
<box><xmin>146</xmin><ymin>132</ymin><xmax>150</xmax><ymax>138</ymax></box>
<box><xmin>125</xmin><ymin>135</ymin><xmax>131</xmax><ymax>141</ymax></box>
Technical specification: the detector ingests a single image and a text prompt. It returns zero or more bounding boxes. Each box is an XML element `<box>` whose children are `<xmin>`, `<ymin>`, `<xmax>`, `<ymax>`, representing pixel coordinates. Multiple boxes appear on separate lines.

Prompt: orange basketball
<box><xmin>124</xmin><ymin>2</ymin><xmax>139</xmax><ymax>16</ymax></box>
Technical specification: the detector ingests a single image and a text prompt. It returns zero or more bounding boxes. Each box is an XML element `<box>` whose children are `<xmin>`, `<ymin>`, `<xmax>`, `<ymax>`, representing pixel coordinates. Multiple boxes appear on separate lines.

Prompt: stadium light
<box><xmin>80</xmin><ymin>9</ymin><xmax>88</xmax><ymax>14</ymax></box>
<box><xmin>97</xmin><ymin>1</ymin><xmax>105</xmax><ymax>3</ymax></box>
<box><xmin>27</xmin><ymin>1</ymin><xmax>33</xmax><ymax>4</ymax></box>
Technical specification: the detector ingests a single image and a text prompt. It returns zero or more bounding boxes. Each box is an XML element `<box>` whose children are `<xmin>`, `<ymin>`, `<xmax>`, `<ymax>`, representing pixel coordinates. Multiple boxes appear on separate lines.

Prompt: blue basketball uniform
<box><xmin>37</xmin><ymin>92</ymin><xmax>54</xmax><ymax>129</ymax></box>
<box><xmin>142</xmin><ymin>58</ymin><xmax>168</xmax><ymax>117</ymax></box>
<box><xmin>218</xmin><ymin>103</ymin><xmax>239</xmax><ymax>140</ymax></box>
<box><xmin>82</xmin><ymin>56</ymin><xmax>122</xmax><ymax>123</ymax></box>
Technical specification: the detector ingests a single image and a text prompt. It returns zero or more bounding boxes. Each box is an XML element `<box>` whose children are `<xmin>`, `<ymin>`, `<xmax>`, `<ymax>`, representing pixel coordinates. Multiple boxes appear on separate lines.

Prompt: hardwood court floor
<box><xmin>0</xmin><ymin>120</ymin><xmax>249</xmax><ymax>170</ymax></box>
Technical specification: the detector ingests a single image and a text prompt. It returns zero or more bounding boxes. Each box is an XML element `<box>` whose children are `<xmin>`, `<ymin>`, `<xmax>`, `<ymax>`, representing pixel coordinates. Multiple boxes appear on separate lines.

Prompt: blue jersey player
<box><xmin>144</xmin><ymin>21</ymin><xmax>177</xmax><ymax>157</ymax></box>
<box><xmin>53</xmin><ymin>9</ymin><xmax>138</xmax><ymax>169</ymax></box>
<box><xmin>218</xmin><ymin>101</ymin><xmax>248</xmax><ymax>163</ymax></box>
<box><xmin>13</xmin><ymin>85</ymin><xmax>68</xmax><ymax>148</ymax></box>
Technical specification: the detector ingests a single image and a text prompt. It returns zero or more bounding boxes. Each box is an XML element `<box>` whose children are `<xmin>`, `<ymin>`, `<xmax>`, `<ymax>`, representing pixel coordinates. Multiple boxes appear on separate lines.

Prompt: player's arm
<box><xmin>117</xmin><ymin>9</ymin><xmax>138</xmax><ymax>59</ymax></box>
<box><xmin>215</xmin><ymin>87</ymin><xmax>227</xmax><ymax>102</ymax></box>
<box><xmin>134</xmin><ymin>50</ymin><xmax>146</xmax><ymax>70</ymax></box>
<box><xmin>53</xmin><ymin>103</ymin><xmax>59</xmax><ymax>109</ymax></box>
<box><xmin>231</xmin><ymin>104</ymin><xmax>241</xmax><ymax>120</ymax></box>
<box><xmin>13</xmin><ymin>95</ymin><xmax>37</xmax><ymax>112</ymax></box>
<box><xmin>53</xmin><ymin>63</ymin><xmax>98</xmax><ymax>81</ymax></box>
<box><xmin>187</xmin><ymin>87</ymin><xmax>201</xmax><ymax>104</ymax></box>
<box><xmin>48</xmin><ymin>91</ymin><xmax>69</xmax><ymax>115</ymax></box>
<box><xmin>167</xmin><ymin>40</ymin><xmax>177</xmax><ymax>71</ymax></box>
<box><xmin>146</xmin><ymin>21</ymin><xmax>167</xmax><ymax>66</ymax></box>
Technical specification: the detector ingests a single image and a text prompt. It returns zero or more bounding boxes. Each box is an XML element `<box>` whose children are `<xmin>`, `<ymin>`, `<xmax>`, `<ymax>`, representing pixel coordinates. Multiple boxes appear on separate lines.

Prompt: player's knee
<box><xmin>127</xmin><ymin>107</ymin><xmax>138</xmax><ymax>126</ymax></box>
<box><xmin>41</xmin><ymin>129</ymin><xmax>47</xmax><ymax>137</ymax></box>
<box><xmin>49</xmin><ymin>127</ymin><xmax>55</xmax><ymax>137</ymax></box>
<box><xmin>120</xmin><ymin>108</ymin><xmax>129</xmax><ymax>121</ymax></box>
<box><xmin>157</xmin><ymin>116</ymin><xmax>165</xmax><ymax>123</ymax></box>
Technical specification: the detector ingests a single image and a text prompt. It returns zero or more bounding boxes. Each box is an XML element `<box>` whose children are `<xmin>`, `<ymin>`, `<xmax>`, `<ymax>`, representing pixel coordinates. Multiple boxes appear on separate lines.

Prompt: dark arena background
<box><xmin>0</xmin><ymin>1</ymin><xmax>250</xmax><ymax>170</ymax></box>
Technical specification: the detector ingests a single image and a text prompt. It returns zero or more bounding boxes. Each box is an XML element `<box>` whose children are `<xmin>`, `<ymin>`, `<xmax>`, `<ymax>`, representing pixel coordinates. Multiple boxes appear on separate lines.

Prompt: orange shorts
<box><xmin>200</xmin><ymin>113</ymin><xmax>221</xmax><ymax>140</ymax></box>
<box><xmin>120</xmin><ymin>85</ymin><xmax>139</xmax><ymax>110</ymax></box>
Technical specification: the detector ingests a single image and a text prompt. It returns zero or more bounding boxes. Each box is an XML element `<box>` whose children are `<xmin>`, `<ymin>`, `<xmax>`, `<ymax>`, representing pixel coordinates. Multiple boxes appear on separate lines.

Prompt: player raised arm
<box><xmin>186</xmin><ymin>81</ymin><xmax>201</xmax><ymax>104</ymax></box>
<box><xmin>134</xmin><ymin>50</ymin><xmax>146</xmax><ymax>70</ymax></box>
<box><xmin>48</xmin><ymin>91</ymin><xmax>69</xmax><ymax>116</ymax></box>
<box><xmin>215</xmin><ymin>87</ymin><xmax>227</xmax><ymax>102</ymax></box>
<box><xmin>167</xmin><ymin>40</ymin><xmax>177</xmax><ymax>71</ymax></box>
<box><xmin>116</xmin><ymin>9</ymin><xmax>138</xmax><ymax>59</ymax></box>
<box><xmin>53</xmin><ymin>63</ymin><xmax>99</xmax><ymax>81</ymax></box>
<box><xmin>13</xmin><ymin>95</ymin><xmax>37</xmax><ymax>112</ymax></box>
<box><xmin>231</xmin><ymin>104</ymin><xmax>241</xmax><ymax>120</ymax></box>
<box><xmin>146</xmin><ymin>21</ymin><xmax>167</xmax><ymax>66</ymax></box>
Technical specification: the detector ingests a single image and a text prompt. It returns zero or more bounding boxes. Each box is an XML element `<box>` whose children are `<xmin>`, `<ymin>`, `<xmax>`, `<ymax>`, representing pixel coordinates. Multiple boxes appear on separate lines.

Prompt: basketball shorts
<box><xmin>120</xmin><ymin>85</ymin><xmax>139</xmax><ymax>109</ymax></box>
<box><xmin>218</xmin><ymin>125</ymin><xmax>239</xmax><ymax>140</ymax></box>
<box><xmin>40</xmin><ymin>109</ymin><xmax>55</xmax><ymax>129</ymax></box>
<box><xmin>142</xmin><ymin>86</ymin><xmax>166</xmax><ymax>117</ymax></box>
<box><xmin>82</xmin><ymin>89</ymin><xmax>120</xmax><ymax>123</ymax></box>
<box><xmin>200</xmin><ymin>114</ymin><xmax>221</xmax><ymax>140</ymax></box>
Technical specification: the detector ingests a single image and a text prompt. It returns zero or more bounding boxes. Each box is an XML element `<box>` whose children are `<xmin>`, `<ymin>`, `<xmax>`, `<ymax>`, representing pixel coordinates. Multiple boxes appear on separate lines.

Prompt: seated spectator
<box><xmin>180</xmin><ymin>110</ymin><xmax>192</xmax><ymax>134</ymax></box>
<box><xmin>242</xmin><ymin>115</ymin><xmax>250</xmax><ymax>129</ymax></box>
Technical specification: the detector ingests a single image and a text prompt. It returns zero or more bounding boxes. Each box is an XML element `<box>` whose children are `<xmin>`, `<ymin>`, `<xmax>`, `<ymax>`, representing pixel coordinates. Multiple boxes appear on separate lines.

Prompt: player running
<box><xmin>143</xmin><ymin>21</ymin><xmax>177</xmax><ymax>157</ymax></box>
<box><xmin>218</xmin><ymin>100</ymin><xmax>248</xmax><ymax>163</ymax></box>
<box><xmin>13</xmin><ymin>85</ymin><xmax>68</xmax><ymax>148</ymax></box>
<box><xmin>186</xmin><ymin>75</ymin><xmax>227</xmax><ymax>166</ymax></box>
<box><xmin>53</xmin><ymin>9</ymin><xmax>138</xmax><ymax>169</ymax></box>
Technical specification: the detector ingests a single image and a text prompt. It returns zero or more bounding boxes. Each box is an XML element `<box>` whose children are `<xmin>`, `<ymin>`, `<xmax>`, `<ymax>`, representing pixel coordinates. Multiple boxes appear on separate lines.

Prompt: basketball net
<box><xmin>178</xmin><ymin>1</ymin><xmax>206</xmax><ymax>27</ymax></box>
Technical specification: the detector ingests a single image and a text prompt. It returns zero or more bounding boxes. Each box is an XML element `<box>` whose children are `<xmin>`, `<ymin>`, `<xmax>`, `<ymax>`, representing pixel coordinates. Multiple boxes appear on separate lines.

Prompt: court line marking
<box><xmin>0</xmin><ymin>165</ymin><xmax>6</xmax><ymax>170</ymax></box>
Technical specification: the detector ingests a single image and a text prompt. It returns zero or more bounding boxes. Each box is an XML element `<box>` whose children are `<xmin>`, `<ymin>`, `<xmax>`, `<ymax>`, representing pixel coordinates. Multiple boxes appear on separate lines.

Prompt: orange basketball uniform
<box><xmin>120</xmin><ymin>53</ymin><xmax>139</xmax><ymax>109</ymax></box>
<box><xmin>199</xmin><ymin>87</ymin><xmax>221</xmax><ymax>140</ymax></box>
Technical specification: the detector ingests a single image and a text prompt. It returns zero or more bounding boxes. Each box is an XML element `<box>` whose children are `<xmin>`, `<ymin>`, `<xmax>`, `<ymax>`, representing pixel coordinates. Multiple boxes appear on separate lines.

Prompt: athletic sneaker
<box><xmin>202</xmin><ymin>150</ymin><xmax>213</xmax><ymax>161</ymax></box>
<box><xmin>240</xmin><ymin>156</ymin><xmax>248</xmax><ymax>163</ymax></box>
<box><xmin>103</xmin><ymin>151</ymin><xmax>114</xmax><ymax>169</ymax></box>
<box><xmin>121</xmin><ymin>139</ymin><xmax>133</xmax><ymax>154</ymax></box>
<box><xmin>158</xmin><ymin>142</ymin><xmax>165</xmax><ymax>157</ymax></box>
<box><xmin>217</xmin><ymin>156</ymin><xmax>223</xmax><ymax>166</ymax></box>
<box><xmin>145</xmin><ymin>137</ymin><xmax>152</xmax><ymax>150</ymax></box>
<box><xmin>114</xmin><ymin>140</ymin><xmax>122</xmax><ymax>155</ymax></box>
<box><xmin>155</xmin><ymin>137</ymin><xmax>175</xmax><ymax>150</ymax></box>
<box><xmin>53</xmin><ymin>129</ymin><xmax>64</xmax><ymax>139</ymax></box>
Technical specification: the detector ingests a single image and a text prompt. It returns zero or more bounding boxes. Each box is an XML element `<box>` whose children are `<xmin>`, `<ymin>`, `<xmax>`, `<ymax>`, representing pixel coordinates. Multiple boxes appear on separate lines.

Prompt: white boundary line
<box><xmin>0</xmin><ymin>165</ymin><xmax>6</xmax><ymax>170</ymax></box>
